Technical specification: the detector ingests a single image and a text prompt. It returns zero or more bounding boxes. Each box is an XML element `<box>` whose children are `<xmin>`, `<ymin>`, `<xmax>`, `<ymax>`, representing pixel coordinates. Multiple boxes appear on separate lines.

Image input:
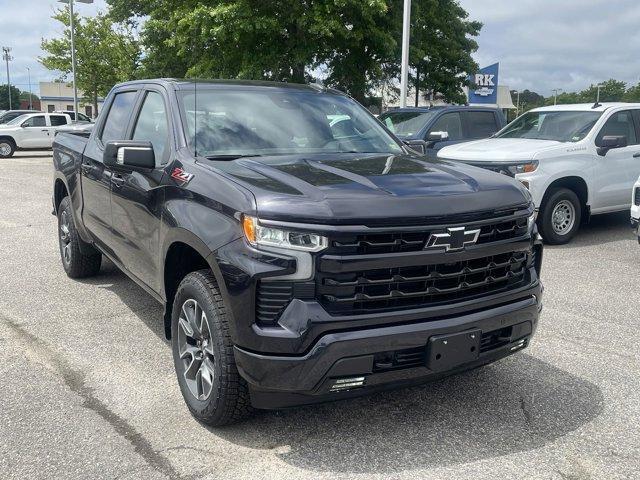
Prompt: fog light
<box><xmin>329</xmin><ymin>376</ymin><xmax>366</xmax><ymax>392</ymax></box>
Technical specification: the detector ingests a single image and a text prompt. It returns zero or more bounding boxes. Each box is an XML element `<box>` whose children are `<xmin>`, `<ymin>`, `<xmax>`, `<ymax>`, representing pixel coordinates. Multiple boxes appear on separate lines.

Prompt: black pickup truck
<box><xmin>52</xmin><ymin>79</ymin><xmax>543</xmax><ymax>426</ymax></box>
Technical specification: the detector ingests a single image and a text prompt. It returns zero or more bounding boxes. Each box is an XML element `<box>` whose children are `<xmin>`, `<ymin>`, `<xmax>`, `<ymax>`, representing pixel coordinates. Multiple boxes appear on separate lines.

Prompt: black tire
<box><xmin>57</xmin><ymin>196</ymin><xmax>102</xmax><ymax>278</ymax></box>
<box><xmin>171</xmin><ymin>270</ymin><xmax>253</xmax><ymax>426</ymax></box>
<box><xmin>0</xmin><ymin>138</ymin><xmax>15</xmax><ymax>158</ymax></box>
<box><xmin>538</xmin><ymin>187</ymin><xmax>582</xmax><ymax>245</ymax></box>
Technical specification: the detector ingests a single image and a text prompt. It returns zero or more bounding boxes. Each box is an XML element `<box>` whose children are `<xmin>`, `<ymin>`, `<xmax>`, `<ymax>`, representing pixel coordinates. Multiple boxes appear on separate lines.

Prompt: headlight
<box><xmin>242</xmin><ymin>215</ymin><xmax>328</xmax><ymax>252</ymax></box>
<box><xmin>507</xmin><ymin>161</ymin><xmax>538</xmax><ymax>176</ymax></box>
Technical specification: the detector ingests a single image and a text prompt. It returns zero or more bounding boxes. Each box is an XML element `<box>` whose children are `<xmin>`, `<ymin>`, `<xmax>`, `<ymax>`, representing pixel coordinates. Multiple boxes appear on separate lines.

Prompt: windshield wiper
<box><xmin>203</xmin><ymin>154</ymin><xmax>263</xmax><ymax>161</ymax></box>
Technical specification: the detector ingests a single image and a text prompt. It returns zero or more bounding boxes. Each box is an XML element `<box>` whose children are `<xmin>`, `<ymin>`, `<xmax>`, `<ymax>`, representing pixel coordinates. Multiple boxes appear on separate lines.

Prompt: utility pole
<box><xmin>552</xmin><ymin>88</ymin><xmax>563</xmax><ymax>105</ymax></box>
<box><xmin>27</xmin><ymin>67</ymin><xmax>32</xmax><ymax>110</ymax></box>
<box><xmin>59</xmin><ymin>0</ymin><xmax>93</xmax><ymax>120</ymax></box>
<box><xmin>399</xmin><ymin>0</ymin><xmax>411</xmax><ymax>108</ymax></box>
<box><xmin>2</xmin><ymin>47</ymin><xmax>12</xmax><ymax>110</ymax></box>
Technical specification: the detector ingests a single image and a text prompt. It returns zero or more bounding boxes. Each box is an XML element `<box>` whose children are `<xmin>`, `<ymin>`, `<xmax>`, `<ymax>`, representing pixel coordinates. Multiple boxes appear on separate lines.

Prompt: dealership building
<box><xmin>39</xmin><ymin>82</ymin><xmax>104</xmax><ymax>119</ymax></box>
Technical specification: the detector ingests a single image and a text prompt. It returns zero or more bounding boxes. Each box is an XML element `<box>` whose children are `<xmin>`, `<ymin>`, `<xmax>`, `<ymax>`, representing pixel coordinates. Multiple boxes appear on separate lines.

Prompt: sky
<box><xmin>0</xmin><ymin>0</ymin><xmax>639</xmax><ymax>97</ymax></box>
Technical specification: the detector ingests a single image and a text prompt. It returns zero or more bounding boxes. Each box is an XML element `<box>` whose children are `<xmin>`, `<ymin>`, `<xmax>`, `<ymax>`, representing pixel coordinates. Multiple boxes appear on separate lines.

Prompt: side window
<box><xmin>596</xmin><ymin>110</ymin><xmax>638</xmax><ymax>146</ymax></box>
<box><xmin>23</xmin><ymin>116</ymin><xmax>46</xmax><ymax>127</ymax></box>
<box><xmin>428</xmin><ymin>113</ymin><xmax>463</xmax><ymax>141</ymax></box>
<box><xmin>100</xmin><ymin>91</ymin><xmax>138</xmax><ymax>144</ymax></box>
<box><xmin>463</xmin><ymin>111</ymin><xmax>498</xmax><ymax>139</ymax></box>
<box><xmin>50</xmin><ymin>115</ymin><xmax>68</xmax><ymax>126</ymax></box>
<box><xmin>132</xmin><ymin>91</ymin><xmax>170</xmax><ymax>165</ymax></box>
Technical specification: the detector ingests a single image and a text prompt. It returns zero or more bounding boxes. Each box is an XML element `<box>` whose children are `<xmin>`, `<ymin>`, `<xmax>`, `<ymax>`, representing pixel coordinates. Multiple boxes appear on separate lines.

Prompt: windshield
<box><xmin>496</xmin><ymin>110</ymin><xmax>602</xmax><ymax>142</ymax></box>
<box><xmin>5</xmin><ymin>114</ymin><xmax>30</xmax><ymax>126</ymax></box>
<box><xmin>379</xmin><ymin>110</ymin><xmax>438</xmax><ymax>137</ymax></box>
<box><xmin>179</xmin><ymin>88</ymin><xmax>403</xmax><ymax>157</ymax></box>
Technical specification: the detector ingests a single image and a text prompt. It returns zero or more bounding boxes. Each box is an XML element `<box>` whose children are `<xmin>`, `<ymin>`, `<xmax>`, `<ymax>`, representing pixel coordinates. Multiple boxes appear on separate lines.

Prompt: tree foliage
<box><xmin>0</xmin><ymin>85</ymin><xmax>21</xmax><ymax>110</ymax></box>
<box><xmin>107</xmin><ymin>0</ymin><xmax>480</xmax><ymax>103</ymax></box>
<box><xmin>40</xmin><ymin>7</ymin><xmax>140</xmax><ymax>113</ymax></box>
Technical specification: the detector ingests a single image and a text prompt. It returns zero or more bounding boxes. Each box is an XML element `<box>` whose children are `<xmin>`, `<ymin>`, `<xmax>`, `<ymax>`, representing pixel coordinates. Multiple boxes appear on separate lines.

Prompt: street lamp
<box><xmin>399</xmin><ymin>0</ymin><xmax>411</xmax><ymax>108</ymax></box>
<box><xmin>551</xmin><ymin>88</ymin><xmax>563</xmax><ymax>105</ymax></box>
<box><xmin>2</xmin><ymin>47</ymin><xmax>12</xmax><ymax>110</ymax></box>
<box><xmin>58</xmin><ymin>0</ymin><xmax>93</xmax><ymax>120</ymax></box>
<box><xmin>26</xmin><ymin>67</ymin><xmax>32</xmax><ymax>110</ymax></box>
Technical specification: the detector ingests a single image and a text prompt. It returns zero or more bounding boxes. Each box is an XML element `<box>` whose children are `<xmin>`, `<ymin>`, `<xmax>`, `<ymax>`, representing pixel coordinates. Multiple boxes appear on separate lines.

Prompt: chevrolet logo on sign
<box><xmin>426</xmin><ymin>227</ymin><xmax>481</xmax><ymax>252</ymax></box>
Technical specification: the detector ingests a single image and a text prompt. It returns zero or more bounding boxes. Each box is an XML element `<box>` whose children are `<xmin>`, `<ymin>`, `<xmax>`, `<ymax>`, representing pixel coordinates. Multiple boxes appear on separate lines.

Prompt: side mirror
<box><xmin>597</xmin><ymin>135</ymin><xmax>627</xmax><ymax>156</ymax></box>
<box><xmin>404</xmin><ymin>139</ymin><xmax>428</xmax><ymax>155</ymax></box>
<box><xmin>427</xmin><ymin>131</ymin><xmax>449</xmax><ymax>142</ymax></box>
<box><xmin>104</xmin><ymin>140</ymin><xmax>155</xmax><ymax>169</ymax></box>
<box><xmin>20</xmin><ymin>122</ymin><xmax>28</xmax><ymax>128</ymax></box>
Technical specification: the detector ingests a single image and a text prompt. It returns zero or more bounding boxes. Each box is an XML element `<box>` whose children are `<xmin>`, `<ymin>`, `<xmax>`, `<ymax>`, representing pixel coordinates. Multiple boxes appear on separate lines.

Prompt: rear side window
<box><xmin>596</xmin><ymin>110</ymin><xmax>638</xmax><ymax>146</ymax></box>
<box><xmin>50</xmin><ymin>115</ymin><xmax>68</xmax><ymax>126</ymax></box>
<box><xmin>101</xmin><ymin>91</ymin><xmax>138</xmax><ymax>144</ymax></box>
<box><xmin>428</xmin><ymin>112</ymin><xmax>463</xmax><ymax>141</ymax></box>
<box><xmin>132</xmin><ymin>91</ymin><xmax>170</xmax><ymax>165</ymax></box>
<box><xmin>463</xmin><ymin>111</ymin><xmax>498</xmax><ymax>139</ymax></box>
<box><xmin>23</xmin><ymin>116</ymin><xmax>46</xmax><ymax>127</ymax></box>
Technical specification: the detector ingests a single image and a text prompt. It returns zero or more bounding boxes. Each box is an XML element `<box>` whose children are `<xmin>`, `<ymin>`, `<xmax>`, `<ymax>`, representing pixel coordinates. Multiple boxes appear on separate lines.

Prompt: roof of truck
<box><xmin>531</xmin><ymin>102</ymin><xmax>640</xmax><ymax>113</ymax></box>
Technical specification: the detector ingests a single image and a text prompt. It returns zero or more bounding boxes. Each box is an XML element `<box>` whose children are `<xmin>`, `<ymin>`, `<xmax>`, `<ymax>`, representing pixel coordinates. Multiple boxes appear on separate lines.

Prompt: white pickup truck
<box><xmin>438</xmin><ymin>103</ymin><xmax>640</xmax><ymax>244</ymax></box>
<box><xmin>0</xmin><ymin>112</ymin><xmax>75</xmax><ymax>158</ymax></box>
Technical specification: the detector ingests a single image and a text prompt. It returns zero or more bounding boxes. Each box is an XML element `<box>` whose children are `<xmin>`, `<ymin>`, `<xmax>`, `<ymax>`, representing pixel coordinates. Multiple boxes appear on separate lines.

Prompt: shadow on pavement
<box><xmin>552</xmin><ymin>211</ymin><xmax>634</xmax><ymax>249</ymax></box>
<box><xmin>215</xmin><ymin>354</ymin><xmax>603</xmax><ymax>474</ymax></box>
<box><xmin>75</xmin><ymin>248</ymin><xmax>604</xmax><ymax>475</ymax></box>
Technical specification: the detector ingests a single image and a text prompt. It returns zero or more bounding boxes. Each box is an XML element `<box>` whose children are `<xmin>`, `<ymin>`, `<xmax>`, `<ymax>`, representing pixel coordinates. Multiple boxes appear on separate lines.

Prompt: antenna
<box><xmin>194</xmin><ymin>77</ymin><xmax>198</xmax><ymax>156</ymax></box>
<box><xmin>592</xmin><ymin>83</ymin><xmax>603</xmax><ymax>109</ymax></box>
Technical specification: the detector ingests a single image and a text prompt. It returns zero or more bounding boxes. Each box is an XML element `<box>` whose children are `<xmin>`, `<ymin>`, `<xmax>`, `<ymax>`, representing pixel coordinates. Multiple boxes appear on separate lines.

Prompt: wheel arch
<box><xmin>53</xmin><ymin>178</ymin><xmax>69</xmax><ymax>214</ymax></box>
<box><xmin>161</xmin><ymin>228</ymin><xmax>228</xmax><ymax>339</ymax></box>
<box><xmin>541</xmin><ymin>176</ymin><xmax>589</xmax><ymax>220</ymax></box>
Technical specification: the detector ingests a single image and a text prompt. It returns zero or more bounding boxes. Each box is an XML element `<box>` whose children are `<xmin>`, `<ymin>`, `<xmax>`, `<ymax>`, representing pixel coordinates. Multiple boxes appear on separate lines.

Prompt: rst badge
<box><xmin>171</xmin><ymin>167</ymin><xmax>194</xmax><ymax>185</ymax></box>
<box><xmin>426</xmin><ymin>227</ymin><xmax>480</xmax><ymax>252</ymax></box>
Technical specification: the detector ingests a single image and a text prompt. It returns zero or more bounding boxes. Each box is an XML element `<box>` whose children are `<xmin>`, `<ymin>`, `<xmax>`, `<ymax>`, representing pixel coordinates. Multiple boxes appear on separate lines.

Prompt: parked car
<box><xmin>54</xmin><ymin>110</ymin><xmax>93</xmax><ymax>122</ymax></box>
<box><xmin>0</xmin><ymin>109</ymin><xmax>41</xmax><ymax>125</ymax></box>
<box><xmin>437</xmin><ymin>103</ymin><xmax>640</xmax><ymax>244</ymax></box>
<box><xmin>631</xmin><ymin>177</ymin><xmax>640</xmax><ymax>241</ymax></box>
<box><xmin>0</xmin><ymin>112</ymin><xmax>74</xmax><ymax>157</ymax></box>
<box><xmin>378</xmin><ymin>106</ymin><xmax>506</xmax><ymax>153</ymax></box>
<box><xmin>52</xmin><ymin>79</ymin><xmax>542</xmax><ymax>426</ymax></box>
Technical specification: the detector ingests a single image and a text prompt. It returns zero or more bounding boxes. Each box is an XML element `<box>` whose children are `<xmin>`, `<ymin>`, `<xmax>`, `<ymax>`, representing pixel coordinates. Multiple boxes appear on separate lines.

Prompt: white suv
<box><xmin>438</xmin><ymin>103</ymin><xmax>640</xmax><ymax>244</ymax></box>
<box><xmin>0</xmin><ymin>112</ymin><xmax>73</xmax><ymax>158</ymax></box>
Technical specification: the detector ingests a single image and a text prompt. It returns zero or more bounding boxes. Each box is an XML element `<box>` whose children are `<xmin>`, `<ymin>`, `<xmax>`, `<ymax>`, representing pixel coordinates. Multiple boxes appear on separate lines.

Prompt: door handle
<box><xmin>633</xmin><ymin>152</ymin><xmax>640</xmax><ymax>158</ymax></box>
<box><xmin>80</xmin><ymin>163</ymin><xmax>93</xmax><ymax>173</ymax></box>
<box><xmin>111</xmin><ymin>174</ymin><xmax>125</xmax><ymax>188</ymax></box>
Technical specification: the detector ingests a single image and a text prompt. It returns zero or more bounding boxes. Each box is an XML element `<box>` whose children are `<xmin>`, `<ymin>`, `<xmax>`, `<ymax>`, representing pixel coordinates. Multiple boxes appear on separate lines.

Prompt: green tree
<box><xmin>40</xmin><ymin>7</ymin><xmax>140</xmax><ymax>114</ymax></box>
<box><xmin>0</xmin><ymin>85</ymin><xmax>21</xmax><ymax>110</ymax></box>
<box><xmin>623</xmin><ymin>83</ymin><xmax>640</xmax><ymax>102</ymax></box>
<box><xmin>107</xmin><ymin>0</ymin><xmax>481</xmax><ymax>103</ymax></box>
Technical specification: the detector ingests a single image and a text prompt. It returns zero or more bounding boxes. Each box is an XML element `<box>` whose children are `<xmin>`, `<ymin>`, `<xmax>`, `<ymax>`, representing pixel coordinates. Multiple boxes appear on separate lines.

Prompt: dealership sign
<box><xmin>468</xmin><ymin>63</ymin><xmax>499</xmax><ymax>104</ymax></box>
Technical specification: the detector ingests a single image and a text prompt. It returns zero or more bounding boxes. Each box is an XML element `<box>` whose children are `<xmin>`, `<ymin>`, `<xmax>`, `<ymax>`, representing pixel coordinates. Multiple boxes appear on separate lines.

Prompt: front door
<box><xmin>20</xmin><ymin>115</ymin><xmax>50</xmax><ymax>148</ymax></box>
<box><xmin>81</xmin><ymin>89</ymin><xmax>139</xmax><ymax>255</ymax></box>
<box><xmin>592</xmin><ymin>110</ymin><xmax>640</xmax><ymax>210</ymax></box>
<box><xmin>110</xmin><ymin>88</ymin><xmax>170</xmax><ymax>293</ymax></box>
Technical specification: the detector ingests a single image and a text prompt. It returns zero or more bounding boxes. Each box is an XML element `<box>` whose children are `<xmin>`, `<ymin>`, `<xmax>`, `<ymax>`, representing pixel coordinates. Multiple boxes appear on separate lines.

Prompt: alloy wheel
<box><xmin>0</xmin><ymin>142</ymin><xmax>11</xmax><ymax>157</ymax></box>
<box><xmin>59</xmin><ymin>210</ymin><xmax>72</xmax><ymax>265</ymax></box>
<box><xmin>177</xmin><ymin>299</ymin><xmax>216</xmax><ymax>401</ymax></box>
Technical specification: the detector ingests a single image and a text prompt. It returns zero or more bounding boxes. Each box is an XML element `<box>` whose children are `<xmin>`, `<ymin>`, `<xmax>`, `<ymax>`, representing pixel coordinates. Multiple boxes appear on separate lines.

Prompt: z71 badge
<box><xmin>171</xmin><ymin>167</ymin><xmax>194</xmax><ymax>184</ymax></box>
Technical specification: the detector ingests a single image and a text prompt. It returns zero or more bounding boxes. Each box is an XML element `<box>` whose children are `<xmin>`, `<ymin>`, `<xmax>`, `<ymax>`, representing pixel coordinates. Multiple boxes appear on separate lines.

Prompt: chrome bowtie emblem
<box><xmin>426</xmin><ymin>227</ymin><xmax>481</xmax><ymax>252</ymax></box>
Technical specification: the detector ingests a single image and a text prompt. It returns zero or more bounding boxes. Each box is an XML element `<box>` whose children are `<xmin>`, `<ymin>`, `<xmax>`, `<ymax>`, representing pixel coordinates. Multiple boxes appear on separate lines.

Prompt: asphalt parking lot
<box><xmin>1</xmin><ymin>151</ymin><xmax>639</xmax><ymax>480</ymax></box>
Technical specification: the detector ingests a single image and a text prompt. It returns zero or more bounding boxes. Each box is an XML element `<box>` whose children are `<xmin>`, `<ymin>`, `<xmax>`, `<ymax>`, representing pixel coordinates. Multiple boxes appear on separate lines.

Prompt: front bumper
<box><xmin>235</xmin><ymin>292</ymin><xmax>541</xmax><ymax>409</ymax></box>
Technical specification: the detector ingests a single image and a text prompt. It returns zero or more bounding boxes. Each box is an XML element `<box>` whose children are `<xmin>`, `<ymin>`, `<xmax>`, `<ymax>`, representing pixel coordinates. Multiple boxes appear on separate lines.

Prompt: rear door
<box><xmin>461</xmin><ymin>110</ymin><xmax>501</xmax><ymax>140</ymax></box>
<box><xmin>110</xmin><ymin>87</ymin><xmax>171</xmax><ymax>292</ymax></box>
<box><xmin>592</xmin><ymin>109</ymin><xmax>640</xmax><ymax>210</ymax></box>
<box><xmin>81</xmin><ymin>88</ymin><xmax>140</xmax><ymax>254</ymax></box>
<box><xmin>20</xmin><ymin>114</ymin><xmax>50</xmax><ymax>148</ymax></box>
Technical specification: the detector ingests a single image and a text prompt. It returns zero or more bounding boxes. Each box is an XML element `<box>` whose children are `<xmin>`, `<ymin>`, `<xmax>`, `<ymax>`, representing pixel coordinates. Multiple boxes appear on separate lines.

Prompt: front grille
<box><xmin>327</xmin><ymin>215</ymin><xmax>529</xmax><ymax>256</ymax></box>
<box><xmin>317</xmin><ymin>251</ymin><xmax>529</xmax><ymax>315</ymax></box>
<box><xmin>635</xmin><ymin>187</ymin><xmax>640</xmax><ymax>206</ymax></box>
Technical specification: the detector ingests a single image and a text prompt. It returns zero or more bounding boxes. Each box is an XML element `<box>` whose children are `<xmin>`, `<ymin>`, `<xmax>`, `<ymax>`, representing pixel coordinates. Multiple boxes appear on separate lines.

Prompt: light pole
<box><xmin>2</xmin><ymin>47</ymin><xmax>12</xmax><ymax>110</ymax></box>
<box><xmin>399</xmin><ymin>0</ymin><xmax>411</xmax><ymax>108</ymax></box>
<box><xmin>552</xmin><ymin>88</ymin><xmax>563</xmax><ymax>105</ymax></box>
<box><xmin>58</xmin><ymin>0</ymin><xmax>93</xmax><ymax>120</ymax></box>
<box><xmin>26</xmin><ymin>67</ymin><xmax>32</xmax><ymax>110</ymax></box>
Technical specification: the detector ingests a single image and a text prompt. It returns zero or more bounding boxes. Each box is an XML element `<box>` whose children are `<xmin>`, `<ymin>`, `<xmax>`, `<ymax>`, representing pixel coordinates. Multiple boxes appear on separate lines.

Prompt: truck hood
<box><xmin>209</xmin><ymin>153</ymin><xmax>530</xmax><ymax>225</ymax></box>
<box><xmin>438</xmin><ymin>138</ymin><xmax>562</xmax><ymax>162</ymax></box>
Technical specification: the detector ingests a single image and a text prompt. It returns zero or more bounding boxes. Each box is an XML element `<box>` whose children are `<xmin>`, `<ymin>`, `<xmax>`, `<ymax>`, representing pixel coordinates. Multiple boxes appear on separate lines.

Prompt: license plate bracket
<box><xmin>426</xmin><ymin>329</ymin><xmax>481</xmax><ymax>372</ymax></box>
